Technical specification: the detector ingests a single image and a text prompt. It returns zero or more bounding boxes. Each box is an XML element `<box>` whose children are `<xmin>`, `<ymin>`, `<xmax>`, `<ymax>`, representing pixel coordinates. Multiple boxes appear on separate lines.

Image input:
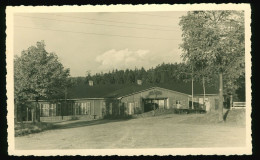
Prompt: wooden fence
<box><xmin>231</xmin><ymin>102</ymin><xmax>246</xmax><ymax>109</ymax></box>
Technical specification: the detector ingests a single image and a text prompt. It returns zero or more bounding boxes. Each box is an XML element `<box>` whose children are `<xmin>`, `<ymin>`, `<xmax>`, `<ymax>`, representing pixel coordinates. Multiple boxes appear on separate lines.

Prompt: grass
<box><xmin>15</xmin><ymin>122</ymin><xmax>55</xmax><ymax>137</ymax></box>
<box><xmin>225</xmin><ymin>109</ymin><xmax>246</xmax><ymax>126</ymax></box>
<box><xmin>179</xmin><ymin>108</ymin><xmax>246</xmax><ymax>126</ymax></box>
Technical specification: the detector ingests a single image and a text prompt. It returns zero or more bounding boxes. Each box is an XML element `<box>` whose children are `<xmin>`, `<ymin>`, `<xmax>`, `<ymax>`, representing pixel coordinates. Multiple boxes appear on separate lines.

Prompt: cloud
<box><xmin>95</xmin><ymin>48</ymin><xmax>183</xmax><ymax>73</ymax></box>
<box><xmin>95</xmin><ymin>49</ymin><xmax>149</xmax><ymax>72</ymax></box>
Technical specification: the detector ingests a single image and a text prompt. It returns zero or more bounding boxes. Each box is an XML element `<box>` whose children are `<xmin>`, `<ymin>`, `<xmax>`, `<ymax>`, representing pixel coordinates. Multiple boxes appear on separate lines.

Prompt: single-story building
<box><xmin>21</xmin><ymin>82</ymin><xmax>221</xmax><ymax>122</ymax></box>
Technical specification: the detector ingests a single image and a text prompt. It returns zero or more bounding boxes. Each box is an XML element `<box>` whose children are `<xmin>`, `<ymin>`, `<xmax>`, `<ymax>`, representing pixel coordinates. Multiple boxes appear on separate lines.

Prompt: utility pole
<box><xmin>180</xmin><ymin>71</ymin><xmax>194</xmax><ymax>110</ymax></box>
<box><xmin>153</xmin><ymin>89</ymin><xmax>156</xmax><ymax>116</ymax></box>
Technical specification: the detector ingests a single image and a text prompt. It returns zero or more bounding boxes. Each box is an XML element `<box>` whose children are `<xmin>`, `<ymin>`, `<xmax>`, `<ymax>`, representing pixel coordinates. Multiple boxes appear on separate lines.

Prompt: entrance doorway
<box><xmin>143</xmin><ymin>98</ymin><xmax>166</xmax><ymax>112</ymax></box>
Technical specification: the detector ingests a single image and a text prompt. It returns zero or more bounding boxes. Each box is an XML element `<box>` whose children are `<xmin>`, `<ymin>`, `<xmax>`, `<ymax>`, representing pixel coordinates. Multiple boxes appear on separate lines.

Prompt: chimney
<box><xmin>89</xmin><ymin>80</ymin><xmax>93</xmax><ymax>86</ymax></box>
<box><xmin>137</xmin><ymin>79</ymin><xmax>142</xmax><ymax>85</ymax></box>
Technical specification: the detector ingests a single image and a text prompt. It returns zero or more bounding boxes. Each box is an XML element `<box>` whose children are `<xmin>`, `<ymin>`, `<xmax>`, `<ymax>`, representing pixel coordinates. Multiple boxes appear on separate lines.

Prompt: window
<box><xmin>68</xmin><ymin>103</ymin><xmax>72</xmax><ymax>115</ymax></box>
<box><xmin>80</xmin><ymin>103</ymin><xmax>87</xmax><ymax>115</ymax></box>
<box><xmin>109</xmin><ymin>103</ymin><xmax>113</xmax><ymax>115</ymax></box>
<box><xmin>41</xmin><ymin>104</ymin><xmax>49</xmax><ymax>117</ymax></box>
<box><xmin>86</xmin><ymin>102</ymin><xmax>91</xmax><ymax>115</ymax></box>
<box><xmin>49</xmin><ymin>104</ymin><xmax>56</xmax><ymax>116</ymax></box>
<box><xmin>135</xmin><ymin>102</ymin><xmax>138</xmax><ymax>108</ymax></box>
<box><xmin>102</xmin><ymin>102</ymin><xmax>106</xmax><ymax>116</ymax></box>
<box><xmin>102</xmin><ymin>102</ymin><xmax>106</xmax><ymax>108</ymax></box>
<box><xmin>124</xmin><ymin>102</ymin><xmax>128</xmax><ymax>114</ymax></box>
<box><xmin>75</xmin><ymin>103</ymin><xmax>79</xmax><ymax>115</ymax></box>
<box><xmin>57</xmin><ymin>103</ymin><xmax>61</xmax><ymax>116</ymax></box>
<box><xmin>176</xmin><ymin>100</ymin><xmax>181</xmax><ymax>109</ymax></box>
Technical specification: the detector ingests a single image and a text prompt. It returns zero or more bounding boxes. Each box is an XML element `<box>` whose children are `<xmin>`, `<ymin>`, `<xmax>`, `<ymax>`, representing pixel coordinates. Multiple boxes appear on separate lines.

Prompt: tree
<box><xmin>179</xmin><ymin>11</ymin><xmax>245</xmax><ymax>121</ymax></box>
<box><xmin>14</xmin><ymin>41</ymin><xmax>70</xmax><ymax>122</ymax></box>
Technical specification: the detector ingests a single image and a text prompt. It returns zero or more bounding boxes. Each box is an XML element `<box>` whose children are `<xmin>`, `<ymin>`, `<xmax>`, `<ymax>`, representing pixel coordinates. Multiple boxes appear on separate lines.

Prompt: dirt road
<box><xmin>15</xmin><ymin>114</ymin><xmax>246</xmax><ymax>149</ymax></box>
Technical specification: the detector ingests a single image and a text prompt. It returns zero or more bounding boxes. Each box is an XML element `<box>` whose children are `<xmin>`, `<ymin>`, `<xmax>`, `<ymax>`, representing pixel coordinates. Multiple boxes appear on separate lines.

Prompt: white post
<box><xmin>230</xmin><ymin>95</ymin><xmax>233</xmax><ymax>110</ymax></box>
<box><xmin>192</xmin><ymin>69</ymin><xmax>194</xmax><ymax>110</ymax></box>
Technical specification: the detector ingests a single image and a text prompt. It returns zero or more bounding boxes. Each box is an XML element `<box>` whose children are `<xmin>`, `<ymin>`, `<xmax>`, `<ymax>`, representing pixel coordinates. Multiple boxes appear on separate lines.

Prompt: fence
<box><xmin>231</xmin><ymin>102</ymin><xmax>246</xmax><ymax>109</ymax></box>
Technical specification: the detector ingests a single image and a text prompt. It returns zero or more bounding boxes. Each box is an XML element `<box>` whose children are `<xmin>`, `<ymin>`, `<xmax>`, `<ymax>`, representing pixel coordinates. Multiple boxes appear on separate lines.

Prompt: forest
<box><xmin>85</xmin><ymin>63</ymin><xmax>191</xmax><ymax>85</ymax></box>
<box><xmin>71</xmin><ymin>63</ymin><xmax>193</xmax><ymax>86</ymax></box>
<box><xmin>70</xmin><ymin>62</ymin><xmax>245</xmax><ymax>101</ymax></box>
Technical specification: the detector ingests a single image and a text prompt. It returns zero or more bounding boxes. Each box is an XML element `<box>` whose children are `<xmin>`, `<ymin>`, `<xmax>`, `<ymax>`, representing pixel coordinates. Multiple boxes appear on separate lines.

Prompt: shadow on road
<box><xmin>52</xmin><ymin>118</ymin><xmax>130</xmax><ymax>130</ymax></box>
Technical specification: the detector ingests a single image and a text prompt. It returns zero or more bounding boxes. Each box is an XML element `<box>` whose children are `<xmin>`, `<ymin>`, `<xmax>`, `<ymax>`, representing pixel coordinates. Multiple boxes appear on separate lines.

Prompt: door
<box><xmin>128</xmin><ymin>103</ymin><xmax>134</xmax><ymax>115</ymax></box>
<box><xmin>158</xmin><ymin>100</ymin><xmax>165</xmax><ymax>109</ymax></box>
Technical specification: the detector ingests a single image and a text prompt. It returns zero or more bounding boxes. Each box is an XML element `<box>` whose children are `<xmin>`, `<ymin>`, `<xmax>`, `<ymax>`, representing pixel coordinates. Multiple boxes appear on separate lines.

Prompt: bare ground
<box><xmin>15</xmin><ymin>112</ymin><xmax>246</xmax><ymax>149</ymax></box>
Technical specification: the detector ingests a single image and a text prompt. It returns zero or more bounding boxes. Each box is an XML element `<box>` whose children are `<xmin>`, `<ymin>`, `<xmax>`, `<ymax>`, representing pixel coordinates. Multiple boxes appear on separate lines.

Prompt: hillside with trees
<box><xmin>69</xmin><ymin>61</ymin><xmax>244</xmax><ymax>102</ymax></box>
<box><xmin>84</xmin><ymin>63</ymin><xmax>191</xmax><ymax>85</ymax></box>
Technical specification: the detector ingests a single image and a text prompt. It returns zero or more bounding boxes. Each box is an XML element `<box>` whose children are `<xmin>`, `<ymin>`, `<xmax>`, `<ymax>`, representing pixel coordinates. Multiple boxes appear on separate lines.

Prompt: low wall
<box><xmin>40</xmin><ymin>115</ymin><xmax>102</xmax><ymax>122</ymax></box>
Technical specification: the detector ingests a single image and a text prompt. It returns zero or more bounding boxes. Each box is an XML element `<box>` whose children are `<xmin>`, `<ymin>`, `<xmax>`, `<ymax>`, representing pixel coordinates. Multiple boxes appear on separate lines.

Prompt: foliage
<box><xmin>14</xmin><ymin>41</ymin><xmax>71</xmax><ymax>103</ymax></box>
<box><xmin>81</xmin><ymin>62</ymin><xmax>191</xmax><ymax>86</ymax></box>
<box><xmin>15</xmin><ymin>122</ymin><xmax>55</xmax><ymax>137</ymax></box>
<box><xmin>179</xmin><ymin>11</ymin><xmax>245</xmax><ymax>96</ymax></box>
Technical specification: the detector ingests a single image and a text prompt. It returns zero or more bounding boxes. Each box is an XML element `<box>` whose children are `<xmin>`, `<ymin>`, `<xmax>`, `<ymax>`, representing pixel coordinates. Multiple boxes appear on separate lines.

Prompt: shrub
<box><xmin>70</xmin><ymin>116</ymin><xmax>79</xmax><ymax>121</ymax></box>
<box><xmin>15</xmin><ymin>122</ymin><xmax>54</xmax><ymax>137</ymax></box>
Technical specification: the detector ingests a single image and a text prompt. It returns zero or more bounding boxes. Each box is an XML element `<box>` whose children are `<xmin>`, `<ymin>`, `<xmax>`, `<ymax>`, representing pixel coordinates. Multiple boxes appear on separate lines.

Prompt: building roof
<box><xmin>67</xmin><ymin>82</ymin><xmax>218</xmax><ymax>99</ymax></box>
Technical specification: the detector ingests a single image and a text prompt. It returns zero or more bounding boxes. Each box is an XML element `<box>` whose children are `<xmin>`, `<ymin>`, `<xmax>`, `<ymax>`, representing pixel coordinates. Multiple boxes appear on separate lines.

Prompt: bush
<box><xmin>15</xmin><ymin>122</ymin><xmax>54</xmax><ymax>137</ymax></box>
<box><xmin>70</xmin><ymin>116</ymin><xmax>79</xmax><ymax>121</ymax></box>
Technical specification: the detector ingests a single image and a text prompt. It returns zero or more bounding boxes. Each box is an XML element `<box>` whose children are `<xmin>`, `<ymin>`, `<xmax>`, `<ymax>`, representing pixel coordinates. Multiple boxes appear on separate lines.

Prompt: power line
<box><xmin>15</xmin><ymin>25</ymin><xmax>182</xmax><ymax>41</ymax></box>
<box><xmin>15</xmin><ymin>15</ymin><xmax>180</xmax><ymax>32</ymax></box>
<box><xmin>122</xmin><ymin>12</ymin><xmax>181</xmax><ymax>19</ymax></box>
<box><xmin>35</xmin><ymin>13</ymin><xmax>180</xmax><ymax>29</ymax></box>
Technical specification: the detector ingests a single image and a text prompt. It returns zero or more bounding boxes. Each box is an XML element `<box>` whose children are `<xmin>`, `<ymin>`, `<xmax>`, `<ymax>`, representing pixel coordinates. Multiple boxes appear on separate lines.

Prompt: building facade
<box><xmin>22</xmin><ymin>86</ymin><xmax>220</xmax><ymax>122</ymax></box>
<box><xmin>118</xmin><ymin>87</ymin><xmax>190</xmax><ymax>115</ymax></box>
<box><xmin>193</xmin><ymin>94</ymin><xmax>220</xmax><ymax>112</ymax></box>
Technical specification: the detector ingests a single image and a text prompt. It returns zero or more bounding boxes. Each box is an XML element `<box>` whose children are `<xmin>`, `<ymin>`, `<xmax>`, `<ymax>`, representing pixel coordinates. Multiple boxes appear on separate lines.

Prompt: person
<box><xmin>205</xmin><ymin>99</ymin><xmax>210</xmax><ymax>112</ymax></box>
<box><xmin>176</xmin><ymin>100</ymin><xmax>181</xmax><ymax>109</ymax></box>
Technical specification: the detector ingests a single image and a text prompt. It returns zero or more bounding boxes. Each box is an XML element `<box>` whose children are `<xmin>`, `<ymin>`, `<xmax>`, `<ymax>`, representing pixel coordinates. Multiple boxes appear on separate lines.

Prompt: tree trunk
<box><xmin>36</xmin><ymin>100</ymin><xmax>40</xmax><ymax>122</ymax></box>
<box><xmin>203</xmin><ymin>76</ymin><xmax>206</xmax><ymax>109</ymax></box>
<box><xmin>191</xmin><ymin>64</ymin><xmax>194</xmax><ymax>110</ymax></box>
<box><xmin>33</xmin><ymin>97</ymin><xmax>40</xmax><ymax>122</ymax></box>
<box><xmin>32</xmin><ymin>108</ymin><xmax>35</xmax><ymax>123</ymax></box>
<box><xmin>218</xmin><ymin>73</ymin><xmax>224</xmax><ymax>122</ymax></box>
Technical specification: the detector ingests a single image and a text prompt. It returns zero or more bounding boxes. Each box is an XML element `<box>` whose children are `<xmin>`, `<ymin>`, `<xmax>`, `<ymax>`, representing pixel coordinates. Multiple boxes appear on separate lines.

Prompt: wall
<box><xmin>37</xmin><ymin>99</ymin><xmax>118</xmax><ymax>121</ymax></box>
<box><xmin>120</xmin><ymin>87</ymin><xmax>190</xmax><ymax>115</ymax></box>
<box><xmin>193</xmin><ymin>95</ymin><xmax>219</xmax><ymax>112</ymax></box>
<box><xmin>40</xmin><ymin>115</ymin><xmax>96</xmax><ymax>122</ymax></box>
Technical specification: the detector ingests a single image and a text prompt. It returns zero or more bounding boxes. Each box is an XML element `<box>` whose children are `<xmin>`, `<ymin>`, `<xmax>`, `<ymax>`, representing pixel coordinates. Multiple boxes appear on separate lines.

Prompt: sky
<box><xmin>14</xmin><ymin>11</ymin><xmax>187</xmax><ymax>77</ymax></box>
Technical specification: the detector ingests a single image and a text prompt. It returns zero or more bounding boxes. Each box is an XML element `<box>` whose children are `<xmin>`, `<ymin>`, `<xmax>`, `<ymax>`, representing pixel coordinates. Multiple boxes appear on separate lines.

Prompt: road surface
<box><xmin>15</xmin><ymin>114</ymin><xmax>246</xmax><ymax>149</ymax></box>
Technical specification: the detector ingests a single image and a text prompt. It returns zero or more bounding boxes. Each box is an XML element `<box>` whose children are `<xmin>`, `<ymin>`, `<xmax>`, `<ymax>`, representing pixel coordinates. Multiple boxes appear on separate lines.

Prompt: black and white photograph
<box><xmin>6</xmin><ymin>4</ymin><xmax>252</xmax><ymax>156</ymax></box>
